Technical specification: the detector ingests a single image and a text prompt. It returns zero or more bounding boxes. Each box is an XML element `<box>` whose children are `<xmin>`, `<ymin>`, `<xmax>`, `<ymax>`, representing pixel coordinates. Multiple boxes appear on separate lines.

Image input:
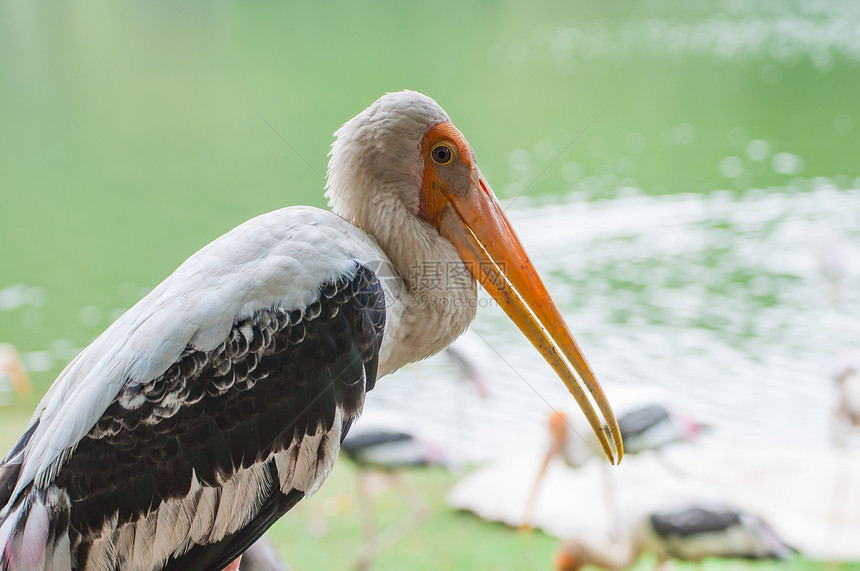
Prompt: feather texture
<box><xmin>0</xmin><ymin>235</ymin><xmax>388</xmax><ymax>569</ymax></box>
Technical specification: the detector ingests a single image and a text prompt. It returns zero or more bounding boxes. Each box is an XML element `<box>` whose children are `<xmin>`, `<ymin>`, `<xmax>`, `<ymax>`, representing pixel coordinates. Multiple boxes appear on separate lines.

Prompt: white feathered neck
<box><xmin>325</xmin><ymin>91</ymin><xmax>477</xmax><ymax>372</ymax></box>
<box><xmin>325</xmin><ymin>91</ymin><xmax>449</xmax><ymax>286</ymax></box>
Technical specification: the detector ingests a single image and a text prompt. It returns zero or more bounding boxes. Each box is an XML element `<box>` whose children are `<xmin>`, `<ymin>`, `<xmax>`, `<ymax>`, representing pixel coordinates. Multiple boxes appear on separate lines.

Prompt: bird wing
<box><xmin>650</xmin><ymin>506</ymin><xmax>740</xmax><ymax>539</ymax></box>
<box><xmin>0</xmin><ymin>206</ymin><xmax>392</xmax><ymax>570</ymax></box>
<box><xmin>648</xmin><ymin>506</ymin><xmax>793</xmax><ymax>562</ymax></box>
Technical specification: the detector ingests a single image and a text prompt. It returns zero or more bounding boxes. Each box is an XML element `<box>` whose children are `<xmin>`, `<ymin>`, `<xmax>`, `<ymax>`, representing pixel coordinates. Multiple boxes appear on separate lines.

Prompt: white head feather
<box><xmin>325</xmin><ymin>90</ymin><xmax>449</xmax><ymax>231</ymax></box>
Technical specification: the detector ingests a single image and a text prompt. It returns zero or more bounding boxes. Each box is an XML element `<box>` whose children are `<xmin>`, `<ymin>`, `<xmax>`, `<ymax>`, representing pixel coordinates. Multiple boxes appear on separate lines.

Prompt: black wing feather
<box><xmin>650</xmin><ymin>507</ymin><xmax>741</xmax><ymax>539</ymax></box>
<box><xmin>617</xmin><ymin>404</ymin><xmax>670</xmax><ymax>439</ymax></box>
<box><xmin>0</xmin><ymin>420</ymin><xmax>40</xmax><ymax>509</ymax></box>
<box><xmin>52</xmin><ymin>262</ymin><xmax>385</xmax><ymax>569</ymax></box>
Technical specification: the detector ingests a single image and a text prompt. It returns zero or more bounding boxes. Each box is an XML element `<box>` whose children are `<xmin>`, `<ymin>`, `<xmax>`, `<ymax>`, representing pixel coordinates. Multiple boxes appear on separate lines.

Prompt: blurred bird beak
<box><xmin>420</xmin><ymin>122</ymin><xmax>623</xmax><ymax>465</ymax></box>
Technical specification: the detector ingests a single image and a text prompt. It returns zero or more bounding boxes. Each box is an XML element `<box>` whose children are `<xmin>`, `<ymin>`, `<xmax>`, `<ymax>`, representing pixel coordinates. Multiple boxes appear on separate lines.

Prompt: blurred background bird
<box><xmin>332</xmin><ymin>342</ymin><xmax>491</xmax><ymax>569</ymax></box>
<box><xmin>520</xmin><ymin>391</ymin><xmax>708</xmax><ymax>533</ymax></box>
<box><xmin>554</xmin><ymin>503</ymin><xmax>795</xmax><ymax>570</ymax></box>
<box><xmin>340</xmin><ymin>425</ymin><xmax>450</xmax><ymax>570</ymax></box>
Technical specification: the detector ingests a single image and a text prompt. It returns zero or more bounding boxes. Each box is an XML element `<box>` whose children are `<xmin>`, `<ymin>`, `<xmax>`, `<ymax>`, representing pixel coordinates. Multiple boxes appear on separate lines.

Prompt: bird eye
<box><xmin>430</xmin><ymin>143</ymin><xmax>454</xmax><ymax>165</ymax></box>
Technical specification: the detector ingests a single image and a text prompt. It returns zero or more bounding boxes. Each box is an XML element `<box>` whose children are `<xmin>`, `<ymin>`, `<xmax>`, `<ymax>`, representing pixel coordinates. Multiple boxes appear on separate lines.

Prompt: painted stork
<box><xmin>554</xmin><ymin>504</ymin><xmax>795</xmax><ymax>570</ymax></box>
<box><xmin>0</xmin><ymin>91</ymin><xmax>622</xmax><ymax>571</ymax></box>
<box><xmin>522</xmin><ymin>401</ymin><xmax>704</xmax><ymax>532</ymax></box>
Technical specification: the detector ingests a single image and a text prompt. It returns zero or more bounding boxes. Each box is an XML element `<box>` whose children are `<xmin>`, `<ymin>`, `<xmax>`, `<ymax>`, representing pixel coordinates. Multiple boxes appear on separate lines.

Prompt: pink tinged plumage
<box><xmin>0</xmin><ymin>503</ymin><xmax>48</xmax><ymax>571</ymax></box>
<box><xmin>18</xmin><ymin>505</ymin><xmax>50</xmax><ymax>570</ymax></box>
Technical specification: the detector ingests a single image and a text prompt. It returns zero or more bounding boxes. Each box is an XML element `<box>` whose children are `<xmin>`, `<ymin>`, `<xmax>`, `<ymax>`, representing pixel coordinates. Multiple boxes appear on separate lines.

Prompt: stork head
<box><xmin>326</xmin><ymin>91</ymin><xmax>622</xmax><ymax>464</ymax></box>
<box><xmin>554</xmin><ymin>540</ymin><xmax>586</xmax><ymax>571</ymax></box>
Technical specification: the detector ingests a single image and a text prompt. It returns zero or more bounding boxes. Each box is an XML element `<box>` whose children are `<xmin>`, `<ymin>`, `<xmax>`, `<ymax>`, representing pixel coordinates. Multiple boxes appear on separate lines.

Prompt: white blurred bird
<box><xmin>450</xmin><ymin>445</ymin><xmax>860</xmax><ymax>561</ymax></box>
<box><xmin>522</xmin><ymin>399</ymin><xmax>706</xmax><ymax>534</ymax></box>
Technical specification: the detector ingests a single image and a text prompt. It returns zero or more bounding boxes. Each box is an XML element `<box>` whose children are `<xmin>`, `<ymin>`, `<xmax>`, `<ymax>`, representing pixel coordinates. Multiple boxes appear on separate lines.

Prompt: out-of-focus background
<box><xmin>2</xmin><ymin>0</ymin><xmax>859</xmax><ymax>569</ymax></box>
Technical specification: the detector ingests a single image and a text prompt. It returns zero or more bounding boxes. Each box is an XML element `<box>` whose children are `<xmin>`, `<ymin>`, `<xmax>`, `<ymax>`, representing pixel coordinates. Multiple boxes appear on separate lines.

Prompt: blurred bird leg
<box><xmin>387</xmin><ymin>472</ymin><xmax>430</xmax><ymax>520</ymax></box>
<box><xmin>830</xmin><ymin>449</ymin><xmax>852</xmax><ymax>529</ymax></box>
<box><xmin>519</xmin><ymin>412</ymin><xmax>567</xmax><ymax>532</ymax></box>
<box><xmin>654</xmin><ymin>454</ymin><xmax>693</xmax><ymax>479</ymax></box>
<box><xmin>519</xmin><ymin>450</ymin><xmax>554</xmax><ymax>533</ymax></box>
<box><xmin>354</xmin><ymin>470</ymin><xmax>430</xmax><ymax>569</ymax></box>
<box><xmin>444</xmin><ymin>341</ymin><xmax>491</xmax><ymax>399</ymax></box>
<box><xmin>600</xmin><ymin>461</ymin><xmax>621</xmax><ymax>544</ymax></box>
<box><xmin>356</xmin><ymin>470</ymin><xmax>378</xmax><ymax>545</ymax></box>
<box><xmin>816</xmin><ymin>230</ymin><xmax>855</xmax><ymax>304</ymax></box>
<box><xmin>833</xmin><ymin>360</ymin><xmax>860</xmax><ymax>445</ymax></box>
<box><xmin>341</xmin><ymin>426</ymin><xmax>451</xmax><ymax>567</ymax></box>
<box><xmin>307</xmin><ymin>500</ymin><xmax>329</xmax><ymax>537</ymax></box>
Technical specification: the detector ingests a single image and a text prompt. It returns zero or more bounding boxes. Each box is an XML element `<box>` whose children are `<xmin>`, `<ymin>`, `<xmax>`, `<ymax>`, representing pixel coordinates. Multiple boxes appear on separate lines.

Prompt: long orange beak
<box><xmin>420</xmin><ymin>122</ymin><xmax>623</xmax><ymax>464</ymax></box>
